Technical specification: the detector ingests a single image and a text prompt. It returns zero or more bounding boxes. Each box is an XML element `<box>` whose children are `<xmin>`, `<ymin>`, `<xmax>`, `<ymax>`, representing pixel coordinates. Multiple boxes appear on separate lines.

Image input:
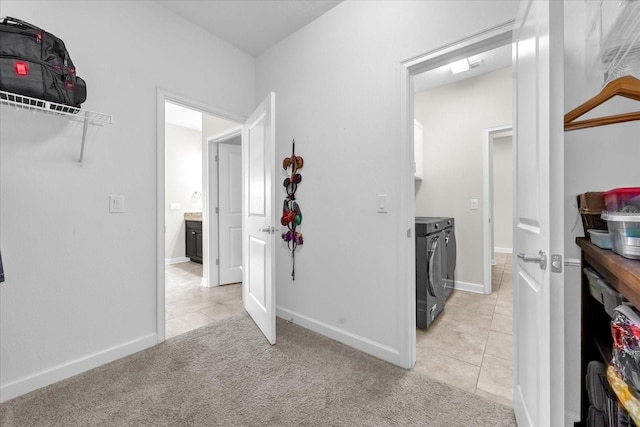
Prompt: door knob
<box><xmin>259</xmin><ymin>226</ymin><xmax>279</xmax><ymax>234</ymax></box>
<box><xmin>517</xmin><ymin>250</ymin><xmax>547</xmax><ymax>270</ymax></box>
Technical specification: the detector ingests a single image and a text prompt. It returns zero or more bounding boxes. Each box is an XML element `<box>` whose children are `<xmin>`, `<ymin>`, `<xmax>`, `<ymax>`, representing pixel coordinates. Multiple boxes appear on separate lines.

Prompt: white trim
<box><xmin>0</xmin><ymin>333</ymin><xmax>156</xmax><ymax>403</ymax></box>
<box><xmin>403</xmin><ymin>21</ymin><xmax>515</xmax><ymax>73</ymax></box>
<box><xmin>494</xmin><ymin>247</ymin><xmax>513</xmax><ymax>254</ymax></box>
<box><xmin>206</xmin><ymin>126</ymin><xmax>243</xmax><ymax>288</ymax></box>
<box><xmin>165</xmin><ymin>257</ymin><xmax>190</xmax><ymax>265</ymax></box>
<box><xmin>453</xmin><ymin>280</ymin><xmax>485</xmax><ymax>294</ymax></box>
<box><xmin>398</xmin><ymin>52</ymin><xmax>416</xmax><ymax>370</ymax></box>
<box><xmin>482</xmin><ymin>124</ymin><xmax>513</xmax><ymax>296</ymax></box>
<box><xmin>276</xmin><ymin>307</ymin><xmax>401</xmax><ymax>365</ymax></box>
<box><xmin>206</xmin><ymin>125</ymin><xmax>243</xmax><ymax>144</ymax></box>
<box><xmin>400</xmin><ymin>21</ymin><xmax>515</xmax><ymax>369</ymax></box>
<box><xmin>156</xmin><ymin>87</ymin><xmax>246</xmax><ymax>344</ymax></box>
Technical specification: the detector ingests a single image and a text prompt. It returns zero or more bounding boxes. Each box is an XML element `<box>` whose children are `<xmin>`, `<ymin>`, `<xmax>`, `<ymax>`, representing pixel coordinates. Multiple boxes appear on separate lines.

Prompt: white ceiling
<box><xmin>413</xmin><ymin>44</ymin><xmax>512</xmax><ymax>93</ymax></box>
<box><xmin>156</xmin><ymin>0</ymin><xmax>342</xmax><ymax>57</ymax></box>
<box><xmin>165</xmin><ymin>101</ymin><xmax>202</xmax><ymax>131</ymax></box>
<box><xmin>157</xmin><ymin>1</ymin><xmax>510</xmax><ymax>99</ymax></box>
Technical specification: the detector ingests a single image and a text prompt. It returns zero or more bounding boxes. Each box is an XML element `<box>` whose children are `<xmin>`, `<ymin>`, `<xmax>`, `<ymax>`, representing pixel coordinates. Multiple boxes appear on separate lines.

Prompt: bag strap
<box><xmin>1</xmin><ymin>16</ymin><xmax>44</xmax><ymax>32</ymax></box>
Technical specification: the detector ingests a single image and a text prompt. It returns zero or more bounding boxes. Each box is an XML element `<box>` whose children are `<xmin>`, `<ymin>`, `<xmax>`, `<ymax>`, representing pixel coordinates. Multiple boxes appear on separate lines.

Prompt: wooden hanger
<box><xmin>564</xmin><ymin>75</ymin><xmax>640</xmax><ymax>131</ymax></box>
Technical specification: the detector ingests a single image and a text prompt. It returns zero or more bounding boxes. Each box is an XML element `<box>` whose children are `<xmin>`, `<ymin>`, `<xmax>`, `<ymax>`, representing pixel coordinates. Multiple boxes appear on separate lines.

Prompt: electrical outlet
<box><xmin>471</xmin><ymin>198</ymin><xmax>479</xmax><ymax>210</ymax></box>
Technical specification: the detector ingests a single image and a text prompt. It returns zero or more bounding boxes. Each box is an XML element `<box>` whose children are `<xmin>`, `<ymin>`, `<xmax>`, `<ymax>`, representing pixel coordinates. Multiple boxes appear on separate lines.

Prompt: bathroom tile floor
<box><xmin>166</xmin><ymin>257</ymin><xmax>514</xmax><ymax>408</ymax></box>
<box><xmin>414</xmin><ymin>252</ymin><xmax>514</xmax><ymax>407</ymax></box>
<box><xmin>165</xmin><ymin>262</ymin><xmax>243</xmax><ymax>339</ymax></box>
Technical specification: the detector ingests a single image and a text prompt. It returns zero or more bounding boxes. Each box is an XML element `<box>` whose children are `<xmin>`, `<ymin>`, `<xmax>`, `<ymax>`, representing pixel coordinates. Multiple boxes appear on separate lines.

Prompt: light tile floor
<box><xmin>414</xmin><ymin>253</ymin><xmax>514</xmax><ymax>407</ymax></box>
<box><xmin>165</xmin><ymin>262</ymin><xmax>243</xmax><ymax>339</ymax></box>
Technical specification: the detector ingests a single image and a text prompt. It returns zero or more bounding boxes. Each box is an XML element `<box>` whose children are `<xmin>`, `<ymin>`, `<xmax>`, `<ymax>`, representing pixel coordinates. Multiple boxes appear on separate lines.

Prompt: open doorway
<box><xmin>482</xmin><ymin>125</ymin><xmax>513</xmax><ymax>294</ymax></box>
<box><xmin>406</xmin><ymin>23</ymin><xmax>515</xmax><ymax>407</ymax></box>
<box><xmin>161</xmin><ymin>97</ymin><xmax>244</xmax><ymax>339</ymax></box>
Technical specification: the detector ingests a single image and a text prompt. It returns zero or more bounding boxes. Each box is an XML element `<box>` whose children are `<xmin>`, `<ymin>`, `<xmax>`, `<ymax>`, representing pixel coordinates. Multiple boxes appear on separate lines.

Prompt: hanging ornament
<box><xmin>281</xmin><ymin>139</ymin><xmax>304</xmax><ymax>280</ymax></box>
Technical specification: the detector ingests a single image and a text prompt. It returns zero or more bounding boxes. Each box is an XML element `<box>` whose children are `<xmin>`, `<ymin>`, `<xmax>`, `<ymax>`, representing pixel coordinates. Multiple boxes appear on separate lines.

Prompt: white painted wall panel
<box><xmin>415</xmin><ymin>67</ymin><xmax>512</xmax><ymax>287</ymax></box>
<box><xmin>165</xmin><ymin>124</ymin><xmax>203</xmax><ymax>261</ymax></box>
<box><xmin>256</xmin><ymin>0</ymin><xmax>519</xmax><ymax>364</ymax></box>
<box><xmin>0</xmin><ymin>0</ymin><xmax>254</xmax><ymax>401</ymax></box>
<box><xmin>563</xmin><ymin>2</ymin><xmax>640</xmax><ymax>423</ymax></box>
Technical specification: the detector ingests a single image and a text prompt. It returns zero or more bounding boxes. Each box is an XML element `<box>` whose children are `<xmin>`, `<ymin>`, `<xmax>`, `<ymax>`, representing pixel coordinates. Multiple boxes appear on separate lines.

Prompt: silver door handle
<box><xmin>517</xmin><ymin>250</ymin><xmax>547</xmax><ymax>270</ymax></box>
<box><xmin>259</xmin><ymin>226</ymin><xmax>279</xmax><ymax>234</ymax></box>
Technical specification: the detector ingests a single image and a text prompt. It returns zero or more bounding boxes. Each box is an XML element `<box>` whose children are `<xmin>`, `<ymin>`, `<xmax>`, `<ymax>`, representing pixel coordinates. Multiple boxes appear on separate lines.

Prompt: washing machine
<box><xmin>442</xmin><ymin>219</ymin><xmax>456</xmax><ymax>301</ymax></box>
<box><xmin>415</xmin><ymin>217</ymin><xmax>451</xmax><ymax>329</ymax></box>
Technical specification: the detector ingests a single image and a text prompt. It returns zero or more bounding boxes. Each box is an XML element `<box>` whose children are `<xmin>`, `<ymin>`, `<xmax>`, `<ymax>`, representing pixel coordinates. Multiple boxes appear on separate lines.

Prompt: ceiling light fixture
<box><xmin>450</xmin><ymin>58</ymin><xmax>470</xmax><ymax>74</ymax></box>
<box><xmin>449</xmin><ymin>57</ymin><xmax>483</xmax><ymax>75</ymax></box>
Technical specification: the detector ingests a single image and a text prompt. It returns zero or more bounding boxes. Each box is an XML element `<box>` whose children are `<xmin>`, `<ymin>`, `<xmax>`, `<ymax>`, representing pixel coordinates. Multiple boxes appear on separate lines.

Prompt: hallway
<box><xmin>415</xmin><ymin>253</ymin><xmax>514</xmax><ymax>407</ymax></box>
<box><xmin>165</xmin><ymin>262</ymin><xmax>243</xmax><ymax>339</ymax></box>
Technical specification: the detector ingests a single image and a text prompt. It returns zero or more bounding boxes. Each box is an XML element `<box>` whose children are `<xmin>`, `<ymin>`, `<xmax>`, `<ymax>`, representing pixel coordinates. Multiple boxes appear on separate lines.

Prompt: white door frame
<box><xmin>399</xmin><ymin>21</ymin><xmax>514</xmax><ymax>368</ymax></box>
<box><xmin>206</xmin><ymin>126</ymin><xmax>243</xmax><ymax>287</ymax></box>
<box><xmin>482</xmin><ymin>124</ymin><xmax>512</xmax><ymax>294</ymax></box>
<box><xmin>156</xmin><ymin>87</ymin><xmax>245</xmax><ymax>342</ymax></box>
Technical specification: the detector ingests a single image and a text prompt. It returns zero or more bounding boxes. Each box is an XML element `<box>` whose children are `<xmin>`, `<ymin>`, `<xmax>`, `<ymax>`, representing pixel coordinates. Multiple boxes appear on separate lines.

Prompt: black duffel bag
<box><xmin>0</xmin><ymin>16</ymin><xmax>86</xmax><ymax>108</ymax></box>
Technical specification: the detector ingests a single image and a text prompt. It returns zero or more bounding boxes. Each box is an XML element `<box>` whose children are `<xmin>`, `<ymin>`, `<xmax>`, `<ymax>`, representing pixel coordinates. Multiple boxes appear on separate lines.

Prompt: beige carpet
<box><xmin>1</xmin><ymin>314</ymin><xmax>516</xmax><ymax>426</ymax></box>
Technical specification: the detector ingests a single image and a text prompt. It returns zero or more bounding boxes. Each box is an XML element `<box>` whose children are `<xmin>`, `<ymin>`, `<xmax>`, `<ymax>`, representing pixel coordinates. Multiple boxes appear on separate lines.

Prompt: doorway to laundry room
<box><xmin>163</xmin><ymin>100</ymin><xmax>245</xmax><ymax>339</ymax></box>
<box><xmin>410</xmin><ymin>35</ymin><xmax>515</xmax><ymax>407</ymax></box>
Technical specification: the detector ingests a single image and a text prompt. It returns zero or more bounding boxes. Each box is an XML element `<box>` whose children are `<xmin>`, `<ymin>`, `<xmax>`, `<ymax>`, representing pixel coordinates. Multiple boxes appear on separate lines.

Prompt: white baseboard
<box><xmin>0</xmin><ymin>333</ymin><xmax>157</xmax><ymax>403</ymax></box>
<box><xmin>494</xmin><ymin>247</ymin><xmax>513</xmax><ymax>254</ymax></box>
<box><xmin>165</xmin><ymin>257</ymin><xmax>190</xmax><ymax>265</ymax></box>
<box><xmin>276</xmin><ymin>306</ymin><xmax>401</xmax><ymax>366</ymax></box>
<box><xmin>453</xmin><ymin>280</ymin><xmax>485</xmax><ymax>294</ymax></box>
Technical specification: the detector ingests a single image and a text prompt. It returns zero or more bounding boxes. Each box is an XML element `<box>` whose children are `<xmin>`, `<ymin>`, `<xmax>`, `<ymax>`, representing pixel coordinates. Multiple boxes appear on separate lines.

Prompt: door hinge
<box><xmin>215</xmin><ymin>154</ymin><xmax>219</xmax><ymax>162</ymax></box>
<box><xmin>407</xmin><ymin>228</ymin><xmax>411</xmax><ymax>238</ymax></box>
<box><xmin>551</xmin><ymin>254</ymin><xmax>563</xmax><ymax>273</ymax></box>
<box><xmin>216</xmin><ymin>259</ymin><xmax>219</xmax><ymax>266</ymax></box>
<box><xmin>215</xmin><ymin>207</ymin><xmax>219</xmax><ymax>214</ymax></box>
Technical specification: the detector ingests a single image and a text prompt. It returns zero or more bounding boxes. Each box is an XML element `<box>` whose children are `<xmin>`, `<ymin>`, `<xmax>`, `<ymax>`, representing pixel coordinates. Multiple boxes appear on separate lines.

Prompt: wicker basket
<box><xmin>577</xmin><ymin>192</ymin><xmax>608</xmax><ymax>236</ymax></box>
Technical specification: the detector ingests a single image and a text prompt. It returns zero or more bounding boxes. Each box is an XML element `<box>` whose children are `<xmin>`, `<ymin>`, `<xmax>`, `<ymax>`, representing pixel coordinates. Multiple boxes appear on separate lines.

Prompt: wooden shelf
<box><xmin>577</xmin><ymin>237</ymin><xmax>640</xmax><ymax>425</ymax></box>
<box><xmin>577</xmin><ymin>238</ymin><xmax>640</xmax><ymax>308</ymax></box>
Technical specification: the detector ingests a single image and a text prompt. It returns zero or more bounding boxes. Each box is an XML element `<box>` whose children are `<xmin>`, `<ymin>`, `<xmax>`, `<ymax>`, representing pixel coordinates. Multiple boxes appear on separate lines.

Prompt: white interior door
<box><xmin>242</xmin><ymin>92</ymin><xmax>276</xmax><ymax>344</ymax></box>
<box><xmin>218</xmin><ymin>140</ymin><xmax>243</xmax><ymax>285</ymax></box>
<box><xmin>512</xmin><ymin>1</ymin><xmax>565</xmax><ymax>426</ymax></box>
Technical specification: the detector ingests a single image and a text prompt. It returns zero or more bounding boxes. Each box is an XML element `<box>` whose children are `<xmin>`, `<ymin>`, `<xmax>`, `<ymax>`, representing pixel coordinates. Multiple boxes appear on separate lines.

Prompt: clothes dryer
<box><xmin>442</xmin><ymin>218</ymin><xmax>456</xmax><ymax>301</ymax></box>
<box><xmin>415</xmin><ymin>217</ymin><xmax>448</xmax><ymax>329</ymax></box>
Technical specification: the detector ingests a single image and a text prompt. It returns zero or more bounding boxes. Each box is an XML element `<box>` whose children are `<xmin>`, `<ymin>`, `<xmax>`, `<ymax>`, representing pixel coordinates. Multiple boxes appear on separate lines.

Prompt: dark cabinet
<box><xmin>185</xmin><ymin>220</ymin><xmax>203</xmax><ymax>264</ymax></box>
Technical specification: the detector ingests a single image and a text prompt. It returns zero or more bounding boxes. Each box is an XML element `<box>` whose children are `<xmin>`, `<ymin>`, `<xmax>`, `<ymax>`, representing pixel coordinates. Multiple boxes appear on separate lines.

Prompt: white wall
<box><xmin>257</xmin><ymin>0</ymin><xmax>519</xmax><ymax>365</ymax></box>
<box><xmin>165</xmin><ymin>124</ymin><xmax>203</xmax><ymax>262</ymax></box>
<box><xmin>415</xmin><ymin>67</ymin><xmax>512</xmax><ymax>288</ymax></box>
<box><xmin>563</xmin><ymin>1</ymin><xmax>640</xmax><ymax>423</ymax></box>
<box><xmin>0</xmin><ymin>0</ymin><xmax>255</xmax><ymax>401</ymax></box>
<box><xmin>492</xmin><ymin>135</ymin><xmax>513</xmax><ymax>251</ymax></box>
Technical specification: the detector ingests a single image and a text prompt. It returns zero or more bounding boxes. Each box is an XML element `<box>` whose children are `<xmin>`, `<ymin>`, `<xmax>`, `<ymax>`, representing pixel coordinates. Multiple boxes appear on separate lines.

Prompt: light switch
<box><xmin>377</xmin><ymin>194</ymin><xmax>388</xmax><ymax>213</ymax></box>
<box><xmin>470</xmin><ymin>198</ymin><xmax>479</xmax><ymax>210</ymax></box>
<box><xmin>110</xmin><ymin>195</ymin><xmax>124</xmax><ymax>213</ymax></box>
<box><xmin>170</xmin><ymin>203</ymin><xmax>181</xmax><ymax>210</ymax></box>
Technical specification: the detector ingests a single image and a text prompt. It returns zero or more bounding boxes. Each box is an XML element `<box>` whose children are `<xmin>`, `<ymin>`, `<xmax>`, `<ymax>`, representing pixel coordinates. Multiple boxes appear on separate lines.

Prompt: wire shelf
<box><xmin>0</xmin><ymin>90</ymin><xmax>112</xmax><ymax>126</ymax></box>
<box><xmin>0</xmin><ymin>90</ymin><xmax>112</xmax><ymax>164</ymax></box>
<box><xmin>587</xmin><ymin>0</ymin><xmax>640</xmax><ymax>85</ymax></box>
